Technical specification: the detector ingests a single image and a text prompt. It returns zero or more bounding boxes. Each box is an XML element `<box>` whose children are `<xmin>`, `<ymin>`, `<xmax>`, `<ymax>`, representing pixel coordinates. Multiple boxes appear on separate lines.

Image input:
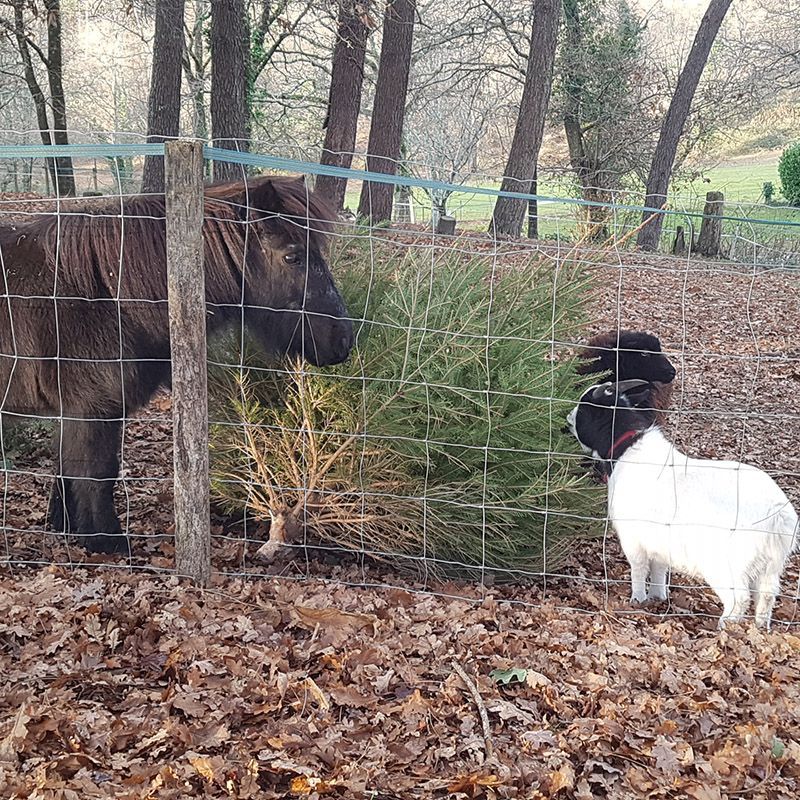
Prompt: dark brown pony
<box><xmin>0</xmin><ymin>176</ymin><xmax>353</xmax><ymax>553</ymax></box>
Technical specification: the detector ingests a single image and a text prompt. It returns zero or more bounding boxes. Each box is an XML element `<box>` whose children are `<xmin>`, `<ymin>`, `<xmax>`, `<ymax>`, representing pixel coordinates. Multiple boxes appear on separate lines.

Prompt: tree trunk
<box><xmin>356</xmin><ymin>0</ymin><xmax>415</xmax><ymax>224</ymax></box>
<box><xmin>142</xmin><ymin>0</ymin><xmax>185</xmax><ymax>194</ymax></box>
<box><xmin>210</xmin><ymin>0</ymin><xmax>249</xmax><ymax>182</ymax></box>
<box><xmin>316</xmin><ymin>1</ymin><xmax>371</xmax><ymax>211</ymax></box>
<box><xmin>184</xmin><ymin>1</ymin><xmax>210</xmax><ymax>141</ymax></box>
<box><xmin>43</xmin><ymin>0</ymin><xmax>75</xmax><ymax>196</ymax></box>
<box><xmin>637</xmin><ymin>0</ymin><xmax>733</xmax><ymax>251</ymax></box>
<box><xmin>561</xmin><ymin>0</ymin><xmax>608</xmax><ymax>241</ymax></box>
<box><xmin>11</xmin><ymin>1</ymin><xmax>58</xmax><ymax>191</ymax></box>
<box><xmin>490</xmin><ymin>0</ymin><xmax>560</xmax><ymax>238</ymax></box>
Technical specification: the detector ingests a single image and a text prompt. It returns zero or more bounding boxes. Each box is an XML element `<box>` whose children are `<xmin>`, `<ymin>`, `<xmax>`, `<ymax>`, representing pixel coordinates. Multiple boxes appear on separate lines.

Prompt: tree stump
<box><xmin>436</xmin><ymin>215</ymin><xmax>457</xmax><ymax>236</ymax></box>
<box><xmin>696</xmin><ymin>191</ymin><xmax>724</xmax><ymax>257</ymax></box>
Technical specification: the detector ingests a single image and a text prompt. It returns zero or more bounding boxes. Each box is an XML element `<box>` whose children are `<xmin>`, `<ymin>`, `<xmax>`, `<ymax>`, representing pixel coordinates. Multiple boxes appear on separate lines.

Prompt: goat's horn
<box><xmin>615</xmin><ymin>379</ymin><xmax>651</xmax><ymax>394</ymax></box>
<box><xmin>590</xmin><ymin>382</ymin><xmax>615</xmax><ymax>400</ymax></box>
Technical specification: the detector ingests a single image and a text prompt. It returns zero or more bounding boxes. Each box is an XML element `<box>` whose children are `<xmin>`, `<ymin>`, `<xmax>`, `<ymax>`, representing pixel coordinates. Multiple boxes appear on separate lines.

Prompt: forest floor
<box><xmin>2</xmin><ymin>229</ymin><xmax>800</xmax><ymax>798</ymax></box>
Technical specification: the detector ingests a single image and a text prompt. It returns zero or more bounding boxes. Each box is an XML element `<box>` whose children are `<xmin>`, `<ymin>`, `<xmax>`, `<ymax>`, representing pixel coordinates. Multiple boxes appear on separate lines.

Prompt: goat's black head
<box><xmin>577</xmin><ymin>330</ymin><xmax>676</xmax><ymax>384</ymax></box>
<box><xmin>566</xmin><ymin>379</ymin><xmax>657</xmax><ymax>460</ymax></box>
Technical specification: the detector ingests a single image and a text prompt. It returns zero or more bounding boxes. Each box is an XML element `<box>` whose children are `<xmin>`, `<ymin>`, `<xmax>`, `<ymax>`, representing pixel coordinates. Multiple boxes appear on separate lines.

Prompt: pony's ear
<box><xmin>246</xmin><ymin>178</ymin><xmax>282</xmax><ymax>213</ymax></box>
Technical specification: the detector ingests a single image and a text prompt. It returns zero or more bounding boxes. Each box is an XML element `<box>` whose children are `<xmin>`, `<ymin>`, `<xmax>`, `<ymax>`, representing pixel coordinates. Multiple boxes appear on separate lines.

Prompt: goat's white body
<box><xmin>608</xmin><ymin>428</ymin><xmax>798</xmax><ymax>628</ymax></box>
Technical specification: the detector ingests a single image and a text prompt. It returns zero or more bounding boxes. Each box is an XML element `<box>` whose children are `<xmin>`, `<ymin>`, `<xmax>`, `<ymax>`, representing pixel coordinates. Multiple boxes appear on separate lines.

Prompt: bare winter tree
<box><xmin>316</xmin><ymin>1</ymin><xmax>373</xmax><ymax>211</ymax></box>
<box><xmin>637</xmin><ymin>0</ymin><xmax>734</xmax><ymax>251</ymax></box>
<box><xmin>210</xmin><ymin>0</ymin><xmax>248</xmax><ymax>181</ymax></box>
<box><xmin>141</xmin><ymin>0</ymin><xmax>185</xmax><ymax>194</ymax></box>
<box><xmin>489</xmin><ymin>0</ymin><xmax>560</xmax><ymax>238</ymax></box>
<box><xmin>404</xmin><ymin>76</ymin><xmax>494</xmax><ymax>223</ymax></box>
<box><xmin>556</xmin><ymin>0</ymin><xmax>650</xmax><ymax>240</ymax></box>
<box><xmin>357</xmin><ymin>0</ymin><xmax>416</xmax><ymax>224</ymax></box>
<box><xmin>2</xmin><ymin>0</ymin><xmax>75</xmax><ymax>196</ymax></box>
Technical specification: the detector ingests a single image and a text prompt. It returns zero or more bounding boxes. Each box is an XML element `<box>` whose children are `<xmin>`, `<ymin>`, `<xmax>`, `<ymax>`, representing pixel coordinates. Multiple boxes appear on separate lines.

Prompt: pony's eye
<box><xmin>284</xmin><ymin>252</ymin><xmax>301</xmax><ymax>265</ymax></box>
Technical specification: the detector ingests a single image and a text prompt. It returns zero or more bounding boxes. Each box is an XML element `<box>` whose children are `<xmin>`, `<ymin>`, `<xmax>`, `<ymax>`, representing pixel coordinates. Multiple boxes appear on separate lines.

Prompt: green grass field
<box><xmin>691</xmin><ymin>162</ymin><xmax>780</xmax><ymax>202</ymax></box>
<box><xmin>345</xmin><ymin>159</ymin><xmax>800</xmax><ymax>259</ymax></box>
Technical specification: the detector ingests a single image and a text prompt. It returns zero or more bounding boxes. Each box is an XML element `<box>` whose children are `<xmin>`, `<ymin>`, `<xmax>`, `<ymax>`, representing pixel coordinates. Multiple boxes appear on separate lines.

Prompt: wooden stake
<box><xmin>165</xmin><ymin>139</ymin><xmax>211</xmax><ymax>585</ymax></box>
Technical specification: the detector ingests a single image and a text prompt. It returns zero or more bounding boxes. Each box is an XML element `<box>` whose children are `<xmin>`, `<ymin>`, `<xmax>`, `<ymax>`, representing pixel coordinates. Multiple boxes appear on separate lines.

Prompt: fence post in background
<box><xmin>165</xmin><ymin>139</ymin><xmax>211</xmax><ymax>585</ymax></box>
<box><xmin>697</xmin><ymin>191</ymin><xmax>724</xmax><ymax>257</ymax></box>
<box><xmin>672</xmin><ymin>225</ymin><xmax>687</xmax><ymax>256</ymax></box>
<box><xmin>527</xmin><ymin>167</ymin><xmax>538</xmax><ymax>239</ymax></box>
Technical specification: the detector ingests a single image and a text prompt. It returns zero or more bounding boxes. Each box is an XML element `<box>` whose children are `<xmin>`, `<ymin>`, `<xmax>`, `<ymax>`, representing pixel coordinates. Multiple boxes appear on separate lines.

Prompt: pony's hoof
<box><xmin>80</xmin><ymin>533</ymin><xmax>130</xmax><ymax>555</ymax></box>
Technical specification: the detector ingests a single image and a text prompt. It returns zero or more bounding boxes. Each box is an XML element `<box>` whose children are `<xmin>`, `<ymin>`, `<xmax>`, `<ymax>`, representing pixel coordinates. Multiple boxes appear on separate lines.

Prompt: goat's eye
<box><xmin>283</xmin><ymin>252</ymin><xmax>301</xmax><ymax>265</ymax></box>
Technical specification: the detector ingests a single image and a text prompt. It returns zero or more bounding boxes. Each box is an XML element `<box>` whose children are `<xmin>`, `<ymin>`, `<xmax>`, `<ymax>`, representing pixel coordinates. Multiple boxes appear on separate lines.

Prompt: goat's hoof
<box><xmin>630</xmin><ymin>594</ymin><xmax>647</xmax><ymax>605</ymax></box>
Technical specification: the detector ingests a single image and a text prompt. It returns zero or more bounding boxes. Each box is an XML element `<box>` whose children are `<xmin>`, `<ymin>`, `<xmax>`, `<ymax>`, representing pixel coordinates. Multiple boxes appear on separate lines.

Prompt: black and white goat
<box><xmin>576</xmin><ymin>330</ymin><xmax>676</xmax><ymax>420</ymax></box>
<box><xmin>567</xmin><ymin>379</ymin><xmax>798</xmax><ymax>630</ymax></box>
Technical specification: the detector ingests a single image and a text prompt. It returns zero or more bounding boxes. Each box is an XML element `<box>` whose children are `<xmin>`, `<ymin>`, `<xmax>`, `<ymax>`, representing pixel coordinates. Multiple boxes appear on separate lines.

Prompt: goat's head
<box><xmin>577</xmin><ymin>330</ymin><xmax>677</xmax><ymax>384</ymax></box>
<box><xmin>566</xmin><ymin>379</ymin><xmax>657</xmax><ymax>460</ymax></box>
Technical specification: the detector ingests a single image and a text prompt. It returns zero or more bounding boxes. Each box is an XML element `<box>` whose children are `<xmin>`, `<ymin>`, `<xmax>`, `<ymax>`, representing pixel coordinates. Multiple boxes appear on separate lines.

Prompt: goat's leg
<box><xmin>647</xmin><ymin>560</ymin><xmax>670</xmax><ymax>601</ymax></box>
<box><xmin>715</xmin><ymin>584</ymin><xmax>750</xmax><ymax>629</ymax></box>
<box><xmin>50</xmin><ymin>419</ymin><xmax>127</xmax><ymax>554</ymax></box>
<box><xmin>753</xmin><ymin>571</ymin><xmax>781</xmax><ymax>631</ymax></box>
<box><xmin>625</xmin><ymin>550</ymin><xmax>650</xmax><ymax>604</ymax></box>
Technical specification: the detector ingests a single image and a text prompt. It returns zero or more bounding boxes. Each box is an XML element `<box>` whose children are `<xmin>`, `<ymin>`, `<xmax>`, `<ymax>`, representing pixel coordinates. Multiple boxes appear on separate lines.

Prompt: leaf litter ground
<box><xmin>2</xmin><ymin>232</ymin><xmax>800</xmax><ymax>798</ymax></box>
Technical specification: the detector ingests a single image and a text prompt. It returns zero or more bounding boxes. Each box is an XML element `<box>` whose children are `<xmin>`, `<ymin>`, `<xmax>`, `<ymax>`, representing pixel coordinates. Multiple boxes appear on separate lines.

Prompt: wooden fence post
<box><xmin>696</xmin><ymin>191</ymin><xmax>724</xmax><ymax>257</ymax></box>
<box><xmin>165</xmin><ymin>139</ymin><xmax>211</xmax><ymax>585</ymax></box>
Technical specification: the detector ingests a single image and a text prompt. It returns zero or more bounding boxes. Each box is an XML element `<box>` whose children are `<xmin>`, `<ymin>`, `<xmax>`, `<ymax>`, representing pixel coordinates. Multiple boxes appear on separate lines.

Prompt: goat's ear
<box><xmin>617</xmin><ymin>379</ymin><xmax>653</xmax><ymax>408</ymax></box>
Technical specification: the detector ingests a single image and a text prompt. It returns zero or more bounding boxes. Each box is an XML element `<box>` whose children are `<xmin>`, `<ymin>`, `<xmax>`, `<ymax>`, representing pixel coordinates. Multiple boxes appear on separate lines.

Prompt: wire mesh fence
<box><xmin>0</xmin><ymin>139</ymin><xmax>799</xmax><ymax>631</ymax></box>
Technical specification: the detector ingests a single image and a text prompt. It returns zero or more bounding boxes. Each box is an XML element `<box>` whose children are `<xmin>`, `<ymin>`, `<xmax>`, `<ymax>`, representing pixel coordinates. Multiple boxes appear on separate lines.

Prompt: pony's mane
<box><xmin>207</xmin><ymin>175</ymin><xmax>335</xmax><ymax>250</ymax></box>
<box><xmin>6</xmin><ymin>175</ymin><xmax>334</xmax><ymax>299</ymax></box>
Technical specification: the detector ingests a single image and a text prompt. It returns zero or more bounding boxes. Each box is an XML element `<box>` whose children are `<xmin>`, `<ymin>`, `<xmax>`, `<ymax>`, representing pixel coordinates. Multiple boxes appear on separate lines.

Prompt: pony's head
<box><xmin>207</xmin><ymin>176</ymin><xmax>354</xmax><ymax>367</ymax></box>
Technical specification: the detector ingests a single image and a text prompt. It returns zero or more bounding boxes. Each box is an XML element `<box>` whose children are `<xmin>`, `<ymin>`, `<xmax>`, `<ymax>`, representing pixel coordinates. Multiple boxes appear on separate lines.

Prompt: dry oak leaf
<box><xmin>0</xmin><ymin>703</ymin><xmax>31</xmax><ymax>764</ymax></box>
<box><xmin>190</xmin><ymin>756</ymin><xmax>215</xmax><ymax>782</ymax></box>
<box><xmin>685</xmin><ymin>784</ymin><xmax>723</xmax><ymax>800</ymax></box>
<box><xmin>289</xmin><ymin>775</ymin><xmax>339</xmax><ymax>795</ymax></box>
<box><xmin>289</xmin><ymin>604</ymin><xmax>377</xmax><ymax>636</ymax></box>
<box><xmin>447</xmin><ymin>773</ymin><xmax>503</xmax><ymax>796</ymax></box>
<box><xmin>548</xmin><ymin>762</ymin><xmax>576</xmax><ymax>794</ymax></box>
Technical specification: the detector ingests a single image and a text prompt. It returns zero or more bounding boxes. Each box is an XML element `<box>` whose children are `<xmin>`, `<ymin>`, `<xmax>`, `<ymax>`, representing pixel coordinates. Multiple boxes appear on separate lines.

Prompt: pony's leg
<box><xmin>51</xmin><ymin>419</ymin><xmax>127</xmax><ymax>554</ymax></box>
<box><xmin>715</xmin><ymin>584</ymin><xmax>750</xmax><ymax>629</ymax></box>
<box><xmin>753</xmin><ymin>571</ymin><xmax>782</xmax><ymax>631</ymax></box>
<box><xmin>648</xmin><ymin>560</ymin><xmax>670</xmax><ymax>602</ymax></box>
<box><xmin>48</xmin><ymin>476</ymin><xmax>70</xmax><ymax>532</ymax></box>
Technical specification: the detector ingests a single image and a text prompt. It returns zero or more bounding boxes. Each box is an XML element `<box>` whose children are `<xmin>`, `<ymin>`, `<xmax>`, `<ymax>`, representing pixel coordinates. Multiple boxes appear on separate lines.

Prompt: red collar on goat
<box><xmin>600</xmin><ymin>429</ymin><xmax>642</xmax><ymax>484</ymax></box>
<box><xmin>607</xmin><ymin>429</ymin><xmax>641</xmax><ymax>460</ymax></box>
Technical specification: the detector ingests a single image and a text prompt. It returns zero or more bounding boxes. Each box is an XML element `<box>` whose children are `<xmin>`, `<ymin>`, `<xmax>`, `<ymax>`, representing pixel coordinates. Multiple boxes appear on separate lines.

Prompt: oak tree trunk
<box><xmin>316</xmin><ymin>1</ymin><xmax>371</xmax><ymax>211</ymax></box>
<box><xmin>490</xmin><ymin>0</ymin><xmax>560</xmax><ymax>238</ymax></box>
<box><xmin>637</xmin><ymin>0</ymin><xmax>733</xmax><ymax>251</ymax></box>
<box><xmin>356</xmin><ymin>0</ymin><xmax>415</xmax><ymax>224</ymax></box>
<box><xmin>142</xmin><ymin>0</ymin><xmax>186</xmax><ymax>194</ymax></box>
